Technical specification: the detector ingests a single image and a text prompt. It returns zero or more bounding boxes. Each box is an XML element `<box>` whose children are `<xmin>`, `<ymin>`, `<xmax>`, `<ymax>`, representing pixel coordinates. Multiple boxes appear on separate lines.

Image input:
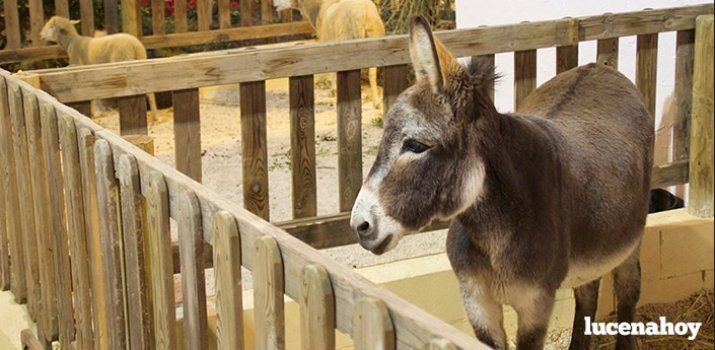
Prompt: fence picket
<box><xmin>597</xmin><ymin>38</ymin><xmax>619</xmax><ymax>68</ymax></box>
<box><xmin>240</xmin><ymin>81</ymin><xmax>270</xmax><ymax>219</ymax></box>
<box><xmin>636</xmin><ymin>33</ymin><xmax>658</xmax><ymax>118</ymax></box>
<box><xmin>352</xmin><ymin>298</ymin><xmax>395</xmax><ymax>350</ymax></box>
<box><xmin>119</xmin><ymin>95</ymin><xmax>149</xmax><ymax>136</ymax></box>
<box><xmin>514</xmin><ymin>50</ymin><xmax>537</xmax><ymax>110</ymax></box>
<box><xmin>173</xmin><ymin>88</ymin><xmax>203</xmax><ymax>181</ymax></box>
<box><xmin>213</xmin><ymin>211</ymin><xmax>244</xmax><ymax>350</ymax></box>
<box><xmin>289</xmin><ymin>75</ymin><xmax>317</xmax><ymax>219</ymax></box>
<box><xmin>337</xmin><ymin>70</ymin><xmax>362</xmax><ymax>212</ymax></box>
<box><xmin>300</xmin><ymin>264</ymin><xmax>335</xmax><ymax>350</ymax></box>
<box><xmin>254</xmin><ymin>236</ymin><xmax>285</xmax><ymax>350</ymax></box>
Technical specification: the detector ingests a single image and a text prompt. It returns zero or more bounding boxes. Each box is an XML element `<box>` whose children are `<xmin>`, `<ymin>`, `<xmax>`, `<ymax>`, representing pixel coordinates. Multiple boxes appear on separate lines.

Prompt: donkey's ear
<box><xmin>409</xmin><ymin>16</ymin><xmax>461</xmax><ymax>94</ymax></box>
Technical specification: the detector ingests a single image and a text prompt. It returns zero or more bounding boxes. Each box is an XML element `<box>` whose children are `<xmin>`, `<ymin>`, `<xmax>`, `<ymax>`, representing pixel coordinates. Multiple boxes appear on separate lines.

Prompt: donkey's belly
<box><xmin>560</xmin><ymin>240</ymin><xmax>640</xmax><ymax>288</ymax></box>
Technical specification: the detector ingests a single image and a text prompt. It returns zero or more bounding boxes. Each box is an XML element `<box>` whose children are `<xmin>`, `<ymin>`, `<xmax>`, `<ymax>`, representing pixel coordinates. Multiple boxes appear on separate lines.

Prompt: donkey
<box><xmin>273</xmin><ymin>0</ymin><xmax>385</xmax><ymax>109</ymax></box>
<box><xmin>350</xmin><ymin>17</ymin><xmax>653</xmax><ymax>350</ymax></box>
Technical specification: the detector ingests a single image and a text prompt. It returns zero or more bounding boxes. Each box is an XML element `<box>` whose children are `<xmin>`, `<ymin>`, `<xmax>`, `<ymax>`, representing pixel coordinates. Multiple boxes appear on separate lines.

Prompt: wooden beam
<box><xmin>672</xmin><ymin>30</ymin><xmax>695</xmax><ymax>162</ymax></box>
<box><xmin>240</xmin><ymin>81</ymin><xmax>270</xmax><ymax>220</ymax></box>
<box><xmin>596</xmin><ymin>38</ymin><xmax>619</xmax><ymax>69</ymax></box>
<box><xmin>289</xmin><ymin>76</ymin><xmax>317</xmax><ymax>219</ymax></box>
<box><xmin>34</xmin><ymin>5</ymin><xmax>714</xmax><ymax>102</ymax></box>
<box><xmin>514</xmin><ymin>49</ymin><xmax>537</xmax><ymax>110</ymax></box>
<box><xmin>212</xmin><ymin>211</ymin><xmax>244</xmax><ymax>350</ymax></box>
<box><xmin>688</xmin><ymin>15</ymin><xmax>714</xmax><ymax>217</ymax></box>
<box><xmin>636</xmin><ymin>33</ymin><xmax>658</xmax><ymax>118</ymax></box>
<box><xmin>337</xmin><ymin>70</ymin><xmax>362</xmax><ymax>212</ymax></box>
<box><xmin>172</xmin><ymin>89</ymin><xmax>202</xmax><ymax>182</ymax></box>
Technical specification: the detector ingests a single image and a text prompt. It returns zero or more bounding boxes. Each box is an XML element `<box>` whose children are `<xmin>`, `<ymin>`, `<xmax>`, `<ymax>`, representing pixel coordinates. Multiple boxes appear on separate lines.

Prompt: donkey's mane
<box><xmin>465</xmin><ymin>56</ymin><xmax>500</xmax><ymax>90</ymax></box>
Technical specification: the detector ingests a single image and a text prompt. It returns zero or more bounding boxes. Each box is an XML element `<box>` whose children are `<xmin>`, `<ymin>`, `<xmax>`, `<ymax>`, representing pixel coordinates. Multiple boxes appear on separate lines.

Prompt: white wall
<box><xmin>455</xmin><ymin>0</ymin><xmax>705</xmax><ymax>127</ymax></box>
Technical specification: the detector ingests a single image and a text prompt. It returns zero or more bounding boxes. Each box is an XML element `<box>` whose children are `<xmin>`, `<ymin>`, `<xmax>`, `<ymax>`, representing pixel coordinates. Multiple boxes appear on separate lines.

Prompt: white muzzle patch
<box><xmin>350</xmin><ymin>186</ymin><xmax>406</xmax><ymax>255</ymax></box>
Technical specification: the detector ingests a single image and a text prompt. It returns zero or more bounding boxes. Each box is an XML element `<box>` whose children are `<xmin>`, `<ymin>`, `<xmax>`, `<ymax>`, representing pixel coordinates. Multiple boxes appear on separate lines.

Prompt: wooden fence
<box><xmin>1</xmin><ymin>5</ymin><xmax>713</xmax><ymax>350</ymax></box>
<box><xmin>1</xmin><ymin>68</ymin><xmax>489</xmax><ymax>349</ymax></box>
<box><xmin>0</xmin><ymin>0</ymin><xmax>313</xmax><ymax>64</ymax></box>
<box><xmin>24</xmin><ymin>4</ymin><xmax>715</xmax><ymax>250</ymax></box>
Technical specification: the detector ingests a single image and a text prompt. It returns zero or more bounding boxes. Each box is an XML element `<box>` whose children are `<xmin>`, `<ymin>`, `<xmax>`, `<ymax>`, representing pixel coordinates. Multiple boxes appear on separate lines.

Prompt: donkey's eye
<box><xmin>401</xmin><ymin>139</ymin><xmax>430</xmax><ymax>154</ymax></box>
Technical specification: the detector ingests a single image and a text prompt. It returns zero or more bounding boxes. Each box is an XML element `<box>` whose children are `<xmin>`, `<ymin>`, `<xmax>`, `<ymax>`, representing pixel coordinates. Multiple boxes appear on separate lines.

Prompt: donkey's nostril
<box><xmin>357</xmin><ymin>221</ymin><xmax>370</xmax><ymax>235</ymax></box>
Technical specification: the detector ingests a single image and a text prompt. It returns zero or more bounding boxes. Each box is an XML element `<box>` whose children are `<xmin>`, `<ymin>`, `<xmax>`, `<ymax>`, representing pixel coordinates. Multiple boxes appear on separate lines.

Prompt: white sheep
<box><xmin>40</xmin><ymin>16</ymin><xmax>159</xmax><ymax>122</ymax></box>
<box><xmin>275</xmin><ymin>0</ymin><xmax>385</xmax><ymax>109</ymax></box>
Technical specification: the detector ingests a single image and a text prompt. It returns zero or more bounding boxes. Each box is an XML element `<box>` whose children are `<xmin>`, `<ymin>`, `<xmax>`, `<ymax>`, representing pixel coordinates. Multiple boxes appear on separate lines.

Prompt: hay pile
<box><xmin>544</xmin><ymin>290</ymin><xmax>714</xmax><ymax>349</ymax></box>
<box><xmin>378</xmin><ymin>0</ymin><xmax>455</xmax><ymax>34</ymax></box>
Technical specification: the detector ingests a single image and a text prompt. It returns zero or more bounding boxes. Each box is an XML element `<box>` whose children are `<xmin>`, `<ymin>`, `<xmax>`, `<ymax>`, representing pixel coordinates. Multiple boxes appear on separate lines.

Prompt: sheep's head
<box><xmin>41</xmin><ymin>16</ymin><xmax>80</xmax><ymax>43</ymax></box>
<box><xmin>272</xmin><ymin>0</ymin><xmax>297</xmax><ymax>11</ymax></box>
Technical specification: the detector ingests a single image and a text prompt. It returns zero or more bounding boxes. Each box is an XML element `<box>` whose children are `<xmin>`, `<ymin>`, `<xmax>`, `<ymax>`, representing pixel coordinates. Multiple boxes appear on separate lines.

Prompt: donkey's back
<box><xmin>519</xmin><ymin>63</ymin><xmax>653</xmax><ymax>283</ymax></box>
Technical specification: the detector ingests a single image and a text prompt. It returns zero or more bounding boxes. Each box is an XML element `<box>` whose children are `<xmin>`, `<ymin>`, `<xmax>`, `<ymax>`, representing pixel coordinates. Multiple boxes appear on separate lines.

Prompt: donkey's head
<box><xmin>350</xmin><ymin>17</ymin><xmax>497</xmax><ymax>255</ymax></box>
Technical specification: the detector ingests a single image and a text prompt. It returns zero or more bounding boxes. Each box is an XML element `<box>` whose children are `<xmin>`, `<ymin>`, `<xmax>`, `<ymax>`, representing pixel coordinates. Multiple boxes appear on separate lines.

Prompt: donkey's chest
<box><xmin>560</xmin><ymin>240</ymin><xmax>639</xmax><ymax>288</ymax></box>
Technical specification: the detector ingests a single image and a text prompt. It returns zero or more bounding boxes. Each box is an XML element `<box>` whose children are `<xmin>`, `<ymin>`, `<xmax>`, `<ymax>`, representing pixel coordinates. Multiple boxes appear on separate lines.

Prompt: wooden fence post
<box><xmin>673</xmin><ymin>29</ymin><xmax>695</xmax><ymax>162</ymax></box>
<box><xmin>382</xmin><ymin>65</ymin><xmax>409</xmax><ymax>112</ymax></box>
<box><xmin>58</xmin><ymin>114</ymin><xmax>93</xmax><ymax>350</ymax></box>
<box><xmin>597</xmin><ymin>38</ymin><xmax>619</xmax><ymax>69</ymax></box>
<box><xmin>151</xmin><ymin>0</ymin><xmax>166</xmax><ymax>35</ymax></box>
<box><xmin>636</xmin><ymin>33</ymin><xmax>658</xmax><ymax>119</ymax></box>
<box><xmin>145</xmin><ymin>171</ymin><xmax>177</xmax><ymax>350</ymax></box>
<box><xmin>122</xmin><ymin>0</ymin><xmax>143</xmax><ymax>37</ymax></box>
<box><xmin>240</xmin><ymin>81</ymin><xmax>270</xmax><ymax>220</ymax></box>
<box><xmin>688</xmin><ymin>15</ymin><xmax>714</xmax><ymax>217</ymax></box>
<box><xmin>8</xmin><ymin>83</ymin><xmax>42</xmax><ymax>320</ymax></box>
<box><xmin>175</xmin><ymin>0</ymin><xmax>189</xmax><ymax>32</ymax></box>
<box><xmin>337</xmin><ymin>70</ymin><xmax>363</xmax><ymax>212</ymax></box>
<box><xmin>212</xmin><ymin>211</ymin><xmax>244</xmax><ymax>350</ymax></box>
<box><xmin>218</xmin><ymin>0</ymin><xmax>232</xmax><ymax>29</ymax></box>
<box><xmin>40</xmin><ymin>102</ymin><xmax>75</xmax><ymax>347</ymax></box>
<box><xmin>77</xmin><ymin>128</ymin><xmax>110</xmax><ymax>350</ymax></box>
<box><xmin>0</xmin><ymin>77</ymin><xmax>21</xmax><ymax>294</ymax></box>
<box><xmin>254</xmin><ymin>236</ymin><xmax>285</xmax><ymax>350</ymax></box>
<box><xmin>178</xmin><ymin>190</ymin><xmax>209</xmax><ymax>350</ymax></box>
<box><xmin>173</xmin><ymin>88</ymin><xmax>203</xmax><ymax>182</ymax></box>
<box><xmin>118</xmin><ymin>94</ymin><xmax>149</xmax><ymax>136</ymax></box>
<box><xmin>3</xmin><ymin>0</ymin><xmax>21</xmax><ymax>49</ymax></box>
<box><xmin>79</xmin><ymin>0</ymin><xmax>94</xmax><ymax>36</ymax></box>
<box><xmin>514</xmin><ymin>50</ymin><xmax>537</xmax><ymax>110</ymax></box>
<box><xmin>94</xmin><ymin>139</ymin><xmax>128</xmax><ymax>349</ymax></box>
<box><xmin>352</xmin><ymin>297</ymin><xmax>395</xmax><ymax>350</ymax></box>
<box><xmin>299</xmin><ymin>264</ymin><xmax>335</xmax><ymax>350</ymax></box>
<box><xmin>117</xmin><ymin>153</ymin><xmax>154</xmax><ymax>350</ymax></box>
<box><xmin>289</xmin><ymin>75</ymin><xmax>317</xmax><ymax>219</ymax></box>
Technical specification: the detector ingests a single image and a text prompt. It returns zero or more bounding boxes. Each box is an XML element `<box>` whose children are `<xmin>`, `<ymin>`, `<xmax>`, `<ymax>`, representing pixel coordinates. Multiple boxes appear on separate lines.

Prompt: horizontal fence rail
<box><xmin>0</xmin><ymin>69</ymin><xmax>492</xmax><ymax>349</ymax></box>
<box><xmin>0</xmin><ymin>0</ymin><xmax>313</xmax><ymax>64</ymax></box>
<box><xmin>31</xmin><ymin>4</ymin><xmax>713</xmax><ymax>102</ymax></box>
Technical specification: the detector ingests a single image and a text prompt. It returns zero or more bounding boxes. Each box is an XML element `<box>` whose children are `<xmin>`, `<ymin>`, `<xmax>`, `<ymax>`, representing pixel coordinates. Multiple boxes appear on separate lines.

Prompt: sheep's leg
<box><xmin>568</xmin><ymin>279</ymin><xmax>600</xmax><ymax>350</ymax></box>
<box><xmin>458</xmin><ymin>274</ymin><xmax>507</xmax><ymax>350</ymax></box>
<box><xmin>146</xmin><ymin>93</ymin><xmax>159</xmax><ymax>124</ymax></box>
<box><xmin>613</xmin><ymin>249</ymin><xmax>641</xmax><ymax>350</ymax></box>
<box><xmin>369</xmin><ymin>67</ymin><xmax>381</xmax><ymax>110</ymax></box>
<box><xmin>511</xmin><ymin>287</ymin><xmax>555</xmax><ymax>350</ymax></box>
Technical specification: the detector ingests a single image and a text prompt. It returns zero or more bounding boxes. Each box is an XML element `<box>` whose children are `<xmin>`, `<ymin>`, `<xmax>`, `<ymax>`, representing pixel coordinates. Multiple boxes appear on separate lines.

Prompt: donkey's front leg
<box><xmin>458</xmin><ymin>274</ymin><xmax>507</xmax><ymax>349</ymax></box>
<box><xmin>511</xmin><ymin>287</ymin><xmax>556</xmax><ymax>350</ymax></box>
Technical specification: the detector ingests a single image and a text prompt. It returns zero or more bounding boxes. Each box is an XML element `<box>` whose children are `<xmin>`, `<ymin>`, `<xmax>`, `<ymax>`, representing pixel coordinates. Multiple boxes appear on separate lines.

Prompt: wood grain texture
<box><xmin>118</xmin><ymin>154</ymin><xmax>154</xmax><ymax>350</ymax></box>
<box><xmin>289</xmin><ymin>75</ymin><xmax>317</xmax><ymax>219</ymax></box>
<box><xmin>556</xmin><ymin>45</ymin><xmax>578</xmax><ymax>74</ymax></box>
<box><xmin>23</xmin><ymin>90</ymin><xmax>58</xmax><ymax>343</ymax></box>
<box><xmin>688</xmin><ymin>15</ymin><xmax>714</xmax><ymax>218</ymax></box>
<box><xmin>241</xmin><ymin>0</ymin><xmax>252</xmax><ymax>26</ymax></box>
<box><xmin>79</xmin><ymin>0</ymin><xmax>95</xmax><ymax>35</ymax></box>
<box><xmin>382</xmin><ymin>65</ymin><xmax>409</xmax><ymax>113</ymax></box>
<box><xmin>597</xmin><ymin>38</ymin><xmax>619</xmax><ymax>69</ymax></box>
<box><xmin>94</xmin><ymin>140</ymin><xmax>128</xmax><ymax>349</ymax></box>
<box><xmin>124</xmin><ymin>135</ymin><xmax>155</xmax><ymax>155</ymax></box>
<box><xmin>197</xmin><ymin>0</ymin><xmax>212</xmax><ymax>31</ymax></box>
<box><xmin>174</xmin><ymin>0</ymin><xmax>188</xmax><ymax>32</ymax></box>
<box><xmin>352</xmin><ymin>298</ymin><xmax>395</xmax><ymax>350</ymax></box>
<box><xmin>77</xmin><ymin>128</ymin><xmax>110</xmax><ymax>350</ymax></box>
<box><xmin>3</xmin><ymin>0</ymin><xmax>21</xmax><ymax>49</ymax></box>
<box><xmin>651</xmin><ymin>160</ymin><xmax>689</xmax><ymax>189</ymax></box>
<box><xmin>0</xmin><ymin>77</ymin><xmax>22</xmax><ymax>295</ymax></box>
<box><xmin>337</xmin><ymin>70</ymin><xmax>362</xmax><ymax>212</ymax></box>
<box><xmin>673</xmin><ymin>29</ymin><xmax>695</xmax><ymax>161</ymax></box>
<box><xmin>104</xmin><ymin>0</ymin><xmax>119</xmax><ymax>33</ymax></box>
<box><xmin>30</xmin><ymin>5</ymin><xmax>713</xmax><ymax>100</ymax></box>
<box><xmin>300</xmin><ymin>264</ymin><xmax>335</xmax><ymax>350</ymax></box>
<box><xmin>54</xmin><ymin>0</ymin><xmax>70</xmax><ymax>17</ymax></box>
<box><xmin>514</xmin><ymin>49</ymin><xmax>536</xmax><ymax>111</ymax></box>
<box><xmin>636</xmin><ymin>33</ymin><xmax>658</xmax><ymax>118</ymax></box>
<box><xmin>173</xmin><ymin>88</ymin><xmax>202</xmax><ymax>182</ymax></box>
<box><xmin>178</xmin><ymin>190</ymin><xmax>209</xmax><ymax>350</ymax></box>
<box><xmin>240</xmin><ymin>81</ymin><xmax>270</xmax><ymax>220</ymax></box>
<box><xmin>118</xmin><ymin>94</ymin><xmax>148</xmax><ymax>136</ymax></box>
<box><xmin>122</xmin><ymin>0</ymin><xmax>143</xmax><ymax>37</ymax></box>
<box><xmin>0</xmin><ymin>131</ymin><xmax>7</xmax><ymax>290</ymax></box>
<box><xmin>254</xmin><ymin>236</ymin><xmax>285</xmax><ymax>350</ymax></box>
<box><xmin>212</xmin><ymin>211</ymin><xmax>244</xmax><ymax>350</ymax></box>
<box><xmin>218</xmin><ymin>0</ymin><xmax>232</xmax><ymax>29</ymax></box>
<box><xmin>28</xmin><ymin>0</ymin><xmax>44</xmax><ymax>47</ymax></box>
<box><xmin>8</xmin><ymin>83</ymin><xmax>41</xmax><ymax>319</ymax></box>
<box><xmin>262</xmin><ymin>0</ymin><xmax>273</xmax><ymax>24</ymax></box>
<box><xmin>40</xmin><ymin>103</ymin><xmax>75</xmax><ymax>347</ymax></box>
<box><xmin>151</xmin><ymin>0</ymin><xmax>166</xmax><ymax>35</ymax></box>
<box><xmin>57</xmin><ymin>114</ymin><xmax>93</xmax><ymax>350</ymax></box>
<box><xmin>144</xmin><ymin>171</ymin><xmax>177</xmax><ymax>350</ymax></box>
